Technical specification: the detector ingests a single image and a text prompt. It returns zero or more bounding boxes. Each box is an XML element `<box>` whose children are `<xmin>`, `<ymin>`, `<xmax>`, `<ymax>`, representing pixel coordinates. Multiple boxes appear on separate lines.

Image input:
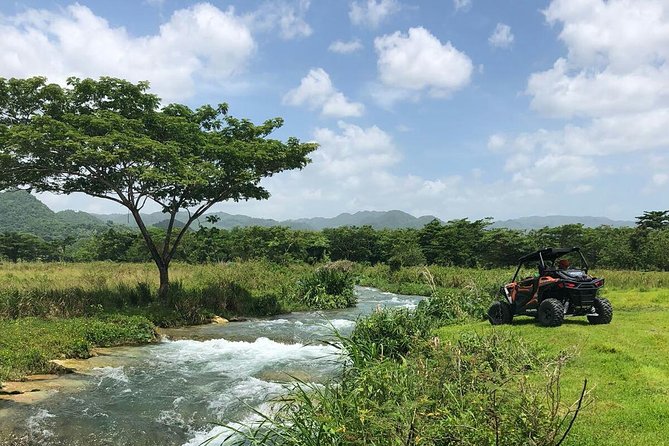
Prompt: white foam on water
<box><xmin>153</xmin><ymin>337</ymin><xmax>338</xmax><ymax>378</ymax></box>
<box><xmin>322</xmin><ymin>319</ymin><xmax>355</xmax><ymax>331</ymax></box>
<box><xmin>93</xmin><ymin>366</ymin><xmax>130</xmax><ymax>384</ymax></box>
<box><xmin>208</xmin><ymin>377</ymin><xmax>285</xmax><ymax>413</ymax></box>
<box><xmin>156</xmin><ymin>409</ymin><xmax>187</xmax><ymax>428</ymax></box>
<box><xmin>26</xmin><ymin>409</ymin><xmax>55</xmax><ymax>440</ymax></box>
<box><xmin>183</xmin><ymin>402</ymin><xmax>277</xmax><ymax>446</ymax></box>
<box><xmin>260</xmin><ymin>318</ymin><xmax>291</xmax><ymax>325</ymax></box>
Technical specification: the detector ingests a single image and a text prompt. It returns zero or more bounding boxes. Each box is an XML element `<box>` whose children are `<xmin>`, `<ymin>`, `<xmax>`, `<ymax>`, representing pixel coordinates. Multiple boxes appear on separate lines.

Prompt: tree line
<box><xmin>2</xmin><ymin>210</ymin><xmax>669</xmax><ymax>270</ymax></box>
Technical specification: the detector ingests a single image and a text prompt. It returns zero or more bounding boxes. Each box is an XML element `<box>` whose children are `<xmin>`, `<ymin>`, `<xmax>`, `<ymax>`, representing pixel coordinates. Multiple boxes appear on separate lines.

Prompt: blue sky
<box><xmin>1</xmin><ymin>0</ymin><xmax>668</xmax><ymax>220</ymax></box>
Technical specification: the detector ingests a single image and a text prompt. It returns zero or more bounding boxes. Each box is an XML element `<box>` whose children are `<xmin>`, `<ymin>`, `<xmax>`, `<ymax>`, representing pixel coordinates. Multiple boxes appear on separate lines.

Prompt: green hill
<box><xmin>0</xmin><ymin>190</ymin><xmax>108</xmax><ymax>239</ymax></box>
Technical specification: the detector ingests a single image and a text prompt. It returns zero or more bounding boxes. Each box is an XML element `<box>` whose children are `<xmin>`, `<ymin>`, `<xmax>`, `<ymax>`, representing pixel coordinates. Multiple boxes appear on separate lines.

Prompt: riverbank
<box><xmin>0</xmin><ymin>287</ymin><xmax>421</xmax><ymax>445</ymax></box>
<box><xmin>251</xmin><ymin>267</ymin><xmax>668</xmax><ymax>446</ymax></box>
<box><xmin>0</xmin><ymin>261</ymin><xmax>356</xmax><ymax>384</ymax></box>
<box><xmin>0</xmin><ymin>316</ymin><xmax>156</xmax><ymax>382</ymax></box>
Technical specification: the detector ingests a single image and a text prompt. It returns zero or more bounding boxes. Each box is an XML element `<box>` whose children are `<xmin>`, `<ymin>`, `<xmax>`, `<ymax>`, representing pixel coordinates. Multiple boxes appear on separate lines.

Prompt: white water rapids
<box><xmin>0</xmin><ymin>287</ymin><xmax>421</xmax><ymax>445</ymax></box>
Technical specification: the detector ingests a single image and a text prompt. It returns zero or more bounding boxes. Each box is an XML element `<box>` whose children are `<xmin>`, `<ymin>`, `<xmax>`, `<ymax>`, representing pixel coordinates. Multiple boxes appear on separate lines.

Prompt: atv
<box><xmin>487</xmin><ymin>247</ymin><xmax>612</xmax><ymax>327</ymax></box>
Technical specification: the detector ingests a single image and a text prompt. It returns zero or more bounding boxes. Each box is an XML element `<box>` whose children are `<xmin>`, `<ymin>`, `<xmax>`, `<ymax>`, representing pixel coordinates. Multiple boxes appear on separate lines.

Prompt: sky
<box><xmin>1</xmin><ymin>0</ymin><xmax>668</xmax><ymax>221</ymax></box>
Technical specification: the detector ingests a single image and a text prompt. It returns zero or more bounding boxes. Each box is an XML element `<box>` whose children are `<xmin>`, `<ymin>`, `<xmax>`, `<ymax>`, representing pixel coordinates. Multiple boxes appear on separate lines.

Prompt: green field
<box><xmin>433</xmin><ymin>289</ymin><xmax>669</xmax><ymax>446</ymax></box>
<box><xmin>2</xmin><ymin>262</ymin><xmax>668</xmax><ymax>445</ymax></box>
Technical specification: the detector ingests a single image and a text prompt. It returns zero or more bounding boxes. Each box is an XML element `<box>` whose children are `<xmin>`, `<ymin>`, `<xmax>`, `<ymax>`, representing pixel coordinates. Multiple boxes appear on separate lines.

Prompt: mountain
<box><xmin>490</xmin><ymin>215</ymin><xmax>635</xmax><ymax>230</ymax></box>
<box><xmin>0</xmin><ymin>190</ymin><xmax>109</xmax><ymax>239</ymax></box>
<box><xmin>1</xmin><ymin>191</ymin><xmax>637</xmax><ymax>237</ymax></box>
<box><xmin>91</xmin><ymin>209</ymin><xmax>440</xmax><ymax>230</ymax></box>
<box><xmin>111</xmin><ymin>210</ymin><xmax>436</xmax><ymax>230</ymax></box>
<box><xmin>286</xmin><ymin>210</ymin><xmax>439</xmax><ymax>230</ymax></box>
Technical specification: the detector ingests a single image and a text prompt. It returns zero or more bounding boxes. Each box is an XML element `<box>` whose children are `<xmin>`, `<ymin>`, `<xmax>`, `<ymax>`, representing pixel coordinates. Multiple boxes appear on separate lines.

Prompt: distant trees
<box><xmin>636</xmin><ymin>210</ymin><xmax>669</xmax><ymax>230</ymax></box>
<box><xmin>2</xmin><ymin>211</ymin><xmax>669</xmax><ymax>271</ymax></box>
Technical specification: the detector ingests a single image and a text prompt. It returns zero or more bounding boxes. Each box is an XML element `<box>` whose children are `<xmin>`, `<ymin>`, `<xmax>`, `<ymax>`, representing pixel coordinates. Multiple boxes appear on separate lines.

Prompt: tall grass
<box><xmin>225</xmin><ymin>329</ymin><xmax>584</xmax><ymax>446</ymax></box>
<box><xmin>0</xmin><ymin>261</ymin><xmax>328</xmax><ymax>324</ymax></box>
<box><xmin>359</xmin><ymin>264</ymin><xmax>669</xmax><ymax>303</ymax></box>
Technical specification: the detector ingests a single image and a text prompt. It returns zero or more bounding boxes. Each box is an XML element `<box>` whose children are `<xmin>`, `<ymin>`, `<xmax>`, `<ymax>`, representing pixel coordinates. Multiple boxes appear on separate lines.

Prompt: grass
<box><xmin>0</xmin><ymin>261</ymin><xmax>357</xmax><ymax>324</ymax></box>
<box><xmin>434</xmin><ymin>288</ymin><xmax>669</xmax><ymax>446</ymax></box>
<box><xmin>0</xmin><ymin>315</ymin><xmax>156</xmax><ymax>382</ymax></box>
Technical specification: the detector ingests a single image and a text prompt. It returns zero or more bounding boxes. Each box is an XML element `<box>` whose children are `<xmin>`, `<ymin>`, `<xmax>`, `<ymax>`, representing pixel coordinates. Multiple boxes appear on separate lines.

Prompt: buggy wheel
<box><xmin>588</xmin><ymin>297</ymin><xmax>613</xmax><ymax>325</ymax></box>
<box><xmin>487</xmin><ymin>301</ymin><xmax>513</xmax><ymax>325</ymax></box>
<box><xmin>537</xmin><ymin>298</ymin><xmax>564</xmax><ymax>327</ymax></box>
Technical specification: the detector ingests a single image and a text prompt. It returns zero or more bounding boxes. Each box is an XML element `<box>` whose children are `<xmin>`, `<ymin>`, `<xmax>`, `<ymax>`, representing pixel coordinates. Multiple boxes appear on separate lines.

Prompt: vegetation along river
<box><xmin>0</xmin><ymin>287</ymin><xmax>422</xmax><ymax>445</ymax></box>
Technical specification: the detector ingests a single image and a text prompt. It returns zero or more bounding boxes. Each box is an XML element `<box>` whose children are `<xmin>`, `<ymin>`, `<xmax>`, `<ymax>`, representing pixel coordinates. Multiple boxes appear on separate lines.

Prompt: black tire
<box><xmin>537</xmin><ymin>298</ymin><xmax>564</xmax><ymax>327</ymax></box>
<box><xmin>588</xmin><ymin>297</ymin><xmax>613</xmax><ymax>325</ymax></box>
<box><xmin>487</xmin><ymin>301</ymin><xmax>513</xmax><ymax>325</ymax></box>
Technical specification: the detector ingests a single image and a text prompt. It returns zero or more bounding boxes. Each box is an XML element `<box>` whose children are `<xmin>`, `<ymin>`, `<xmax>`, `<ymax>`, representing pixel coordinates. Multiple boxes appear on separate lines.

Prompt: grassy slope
<box><xmin>0</xmin><ymin>315</ymin><xmax>156</xmax><ymax>382</ymax></box>
<box><xmin>436</xmin><ymin>288</ymin><xmax>669</xmax><ymax>446</ymax></box>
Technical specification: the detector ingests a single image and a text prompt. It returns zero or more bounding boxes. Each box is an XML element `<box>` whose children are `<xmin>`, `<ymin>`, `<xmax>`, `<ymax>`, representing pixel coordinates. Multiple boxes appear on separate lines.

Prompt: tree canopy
<box><xmin>0</xmin><ymin>76</ymin><xmax>317</xmax><ymax>296</ymax></box>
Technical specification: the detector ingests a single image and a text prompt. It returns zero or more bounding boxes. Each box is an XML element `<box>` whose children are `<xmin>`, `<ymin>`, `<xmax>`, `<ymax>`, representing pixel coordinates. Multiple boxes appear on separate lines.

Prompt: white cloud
<box><xmin>328</xmin><ymin>39</ymin><xmax>363</xmax><ymax>54</ymax></box>
<box><xmin>568</xmin><ymin>184</ymin><xmax>593</xmax><ymax>194</ymax></box>
<box><xmin>249</xmin><ymin>0</ymin><xmax>312</xmax><ymax>40</ymax></box>
<box><xmin>453</xmin><ymin>0</ymin><xmax>472</xmax><ymax>12</ymax></box>
<box><xmin>528</xmin><ymin>0</ymin><xmax>669</xmax><ymax>119</ymax></box>
<box><xmin>283</xmin><ymin>68</ymin><xmax>365</xmax><ymax>118</ymax></box>
<box><xmin>487</xmin><ymin>134</ymin><xmax>506</xmax><ymax>150</ymax></box>
<box><xmin>652</xmin><ymin>174</ymin><xmax>668</xmax><ymax>186</ymax></box>
<box><xmin>373</xmin><ymin>27</ymin><xmax>473</xmax><ymax>101</ymax></box>
<box><xmin>491</xmin><ymin>0</ymin><xmax>669</xmax><ymax>191</ymax></box>
<box><xmin>349</xmin><ymin>0</ymin><xmax>400</xmax><ymax>28</ymax></box>
<box><xmin>488</xmin><ymin>23</ymin><xmax>514</xmax><ymax>48</ymax></box>
<box><xmin>215</xmin><ymin>121</ymin><xmax>471</xmax><ymax>219</ymax></box>
<box><xmin>0</xmin><ymin>3</ymin><xmax>255</xmax><ymax>102</ymax></box>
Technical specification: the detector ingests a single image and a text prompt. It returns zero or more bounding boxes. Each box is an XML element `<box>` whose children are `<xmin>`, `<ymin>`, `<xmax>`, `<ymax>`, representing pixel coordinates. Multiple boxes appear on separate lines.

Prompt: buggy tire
<box><xmin>487</xmin><ymin>301</ymin><xmax>513</xmax><ymax>325</ymax></box>
<box><xmin>537</xmin><ymin>298</ymin><xmax>564</xmax><ymax>327</ymax></box>
<box><xmin>588</xmin><ymin>297</ymin><xmax>613</xmax><ymax>325</ymax></box>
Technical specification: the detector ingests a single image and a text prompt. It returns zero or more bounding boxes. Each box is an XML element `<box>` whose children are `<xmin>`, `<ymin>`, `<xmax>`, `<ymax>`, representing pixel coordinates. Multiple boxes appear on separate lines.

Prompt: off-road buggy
<box><xmin>488</xmin><ymin>247</ymin><xmax>612</xmax><ymax>327</ymax></box>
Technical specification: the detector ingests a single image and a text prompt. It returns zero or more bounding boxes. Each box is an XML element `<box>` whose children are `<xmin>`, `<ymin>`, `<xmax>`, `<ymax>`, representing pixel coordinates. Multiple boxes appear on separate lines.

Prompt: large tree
<box><xmin>0</xmin><ymin>76</ymin><xmax>317</xmax><ymax>298</ymax></box>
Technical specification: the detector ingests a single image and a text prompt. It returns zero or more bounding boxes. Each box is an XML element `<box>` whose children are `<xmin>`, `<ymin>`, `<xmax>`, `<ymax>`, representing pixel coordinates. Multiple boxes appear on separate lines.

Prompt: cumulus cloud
<box><xmin>283</xmin><ymin>68</ymin><xmax>365</xmax><ymax>118</ymax></box>
<box><xmin>491</xmin><ymin>0</ymin><xmax>669</xmax><ymax>192</ymax></box>
<box><xmin>328</xmin><ymin>39</ymin><xmax>363</xmax><ymax>54</ymax></box>
<box><xmin>209</xmin><ymin>121</ymin><xmax>473</xmax><ymax>219</ymax></box>
<box><xmin>488</xmin><ymin>23</ymin><xmax>514</xmax><ymax>48</ymax></box>
<box><xmin>453</xmin><ymin>0</ymin><xmax>472</xmax><ymax>12</ymax></box>
<box><xmin>249</xmin><ymin>0</ymin><xmax>312</xmax><ymax>40</ymax></box>
<box><xmin>373</xmin><ymin>27</ymin><xmax>473</xmax><ymax>101</ymax></box>
<box><xmin>527</xmin><ymin>0</ymin><xmax>669</xmax><ymax>118</ymax></box>
<box><xmin>349</xmin><ymin>0</ymin><xmax>400</xmax><ymax>28</ymax></box>
<box><xmin>0</xmin><ymin>3</ymin><xmax>255</xmax><ymax>102</ymax></box>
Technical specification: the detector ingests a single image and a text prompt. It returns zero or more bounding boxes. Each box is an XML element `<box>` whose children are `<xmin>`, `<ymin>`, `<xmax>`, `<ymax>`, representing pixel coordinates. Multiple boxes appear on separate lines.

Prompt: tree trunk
<box><xmin>158</xmin><ymin>263</ymin><xmax>169</xmax><ymax>302</ymax></box>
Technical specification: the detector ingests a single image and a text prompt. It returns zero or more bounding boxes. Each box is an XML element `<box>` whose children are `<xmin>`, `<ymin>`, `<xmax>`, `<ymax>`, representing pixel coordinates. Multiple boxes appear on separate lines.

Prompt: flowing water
<box><xmin>0</xmin><ymin>287</ymin><xmax>421</xmax><ymax>446</ymax></box>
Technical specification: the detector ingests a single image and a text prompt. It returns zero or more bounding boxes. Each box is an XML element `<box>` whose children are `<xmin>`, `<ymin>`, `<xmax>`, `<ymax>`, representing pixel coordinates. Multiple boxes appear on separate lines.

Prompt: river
<box><xmin>0</xmin><ymin>287</ymin><xmax>421</xmax><ymax>445</ymax></box>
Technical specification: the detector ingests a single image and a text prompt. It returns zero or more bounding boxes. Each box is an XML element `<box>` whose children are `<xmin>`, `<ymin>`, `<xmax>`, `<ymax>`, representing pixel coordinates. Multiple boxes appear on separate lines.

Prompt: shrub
<box><xmin>297</xmin><ymin>261</ymin><xmax>356</xmax><ymax>309</ymax></box>
<box><xmin>229</xmin><ymin>332</ymin><xmax>581</xmax><ymax>446</ymax></box>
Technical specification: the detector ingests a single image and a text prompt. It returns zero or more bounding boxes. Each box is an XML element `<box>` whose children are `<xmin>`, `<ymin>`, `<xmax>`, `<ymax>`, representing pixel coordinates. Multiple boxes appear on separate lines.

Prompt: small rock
<box><xmin>211</xmin><ymin>316</ymin><xmax>229</xmax><ymax>325</ymax></box>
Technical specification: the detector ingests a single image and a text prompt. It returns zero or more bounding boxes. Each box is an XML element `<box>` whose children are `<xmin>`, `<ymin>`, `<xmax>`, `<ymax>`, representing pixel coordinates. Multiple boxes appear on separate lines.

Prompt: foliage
<box><xmin>229</xmin><ymin>330</ymin><xmax>581</xmax><ymax>446</ymax></box>
<box><xmin>0</xmin><ymin>261</ymin><xmax>349</xmax><ymax>326</ymax></box>
<box><xmin>0</xmin><ymin>76</ymin><xmax>317</xmax><ymax>297</ymax></box>
<box><xmin>296</xmin><ymin>261</ymin><xmax>356</xmax><ymax>309</ymax></box>
<box><xmin>635</xmin><ymin>210</ymin><xmax>669</xmax><ymax>230</ymax></box>
<box><xmin>0</xmin><ymin>190</ymin><xmax>108</xmax><ymax>240</ymax></box>
<box><xmin>0</xmin><ymin>315</ymin><xmax>156</xmax><ymax>381</ymax></box>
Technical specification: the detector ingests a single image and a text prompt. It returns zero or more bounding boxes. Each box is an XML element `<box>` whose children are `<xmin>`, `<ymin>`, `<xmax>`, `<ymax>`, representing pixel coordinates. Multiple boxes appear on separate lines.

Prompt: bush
<box><xmin>297</xmin><ymin>261</ymin><xmax>356</xmax><ymax>309</ymax></box>
<box><xmin>230</xmin><ymin>332</ymin><xmax>580</xmax><ymax>446</ymax></box>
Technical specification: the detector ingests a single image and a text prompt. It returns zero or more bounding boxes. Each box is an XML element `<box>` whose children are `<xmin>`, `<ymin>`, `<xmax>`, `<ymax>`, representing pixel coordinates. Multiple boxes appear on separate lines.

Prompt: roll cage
<box><xmin>510</xmin><ymin>247</ymin><xmax>589</xmax><ymax>283</ymax></box>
